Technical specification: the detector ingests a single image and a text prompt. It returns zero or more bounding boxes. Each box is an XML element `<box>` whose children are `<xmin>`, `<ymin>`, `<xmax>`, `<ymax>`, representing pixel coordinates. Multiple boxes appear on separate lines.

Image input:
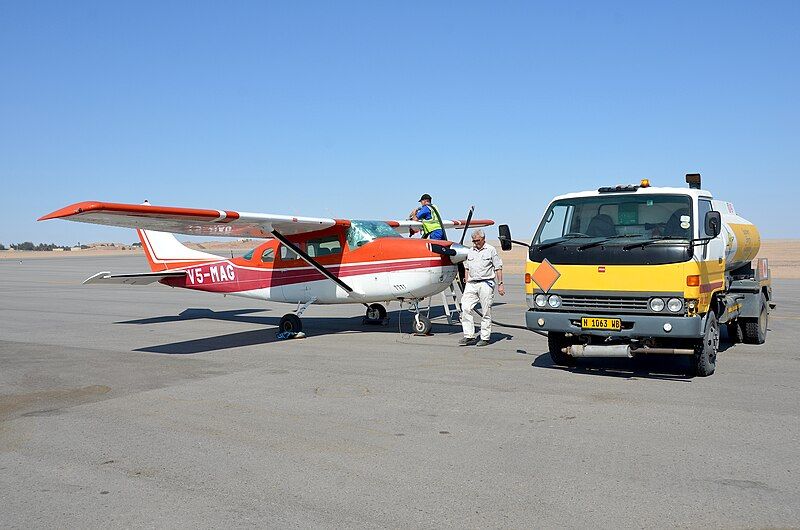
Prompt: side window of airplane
<box><xmin>260</xmin><ymin>248</ymin><xmax>275</xmax><ymax>263</ymax></box>
<box><xmin>280</xmin><ymin>243</ymin><xmax>302</xmax><ymax>261</ymax></box>
<box><xmin>307</xmin><ymin>236</ymin><xmax>342</xmax><ymax>258</ymax></box>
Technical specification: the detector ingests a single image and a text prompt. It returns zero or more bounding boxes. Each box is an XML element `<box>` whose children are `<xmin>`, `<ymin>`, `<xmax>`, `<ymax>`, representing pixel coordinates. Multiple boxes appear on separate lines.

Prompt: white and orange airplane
<box><xmin>39</xmin><ymin>201</ymin><xmax>493</xmax><ymax>334</ymax></box>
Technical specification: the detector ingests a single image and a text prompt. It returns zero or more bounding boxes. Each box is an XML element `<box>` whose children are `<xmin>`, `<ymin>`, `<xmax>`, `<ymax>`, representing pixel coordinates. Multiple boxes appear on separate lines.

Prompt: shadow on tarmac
<box><xmin>118</xmin><ymin>307</ymin><xmax>509</xmax><ymax>354</ymax></box>
<box><xmin>528</xmin><ymin>325</ymin><xmax>744</xmax><ymax>381</ymax></box>
<box><xmin>531</xmin><ymin>353</ymin><xmax>695</xmax><ymax>381</ymax></box>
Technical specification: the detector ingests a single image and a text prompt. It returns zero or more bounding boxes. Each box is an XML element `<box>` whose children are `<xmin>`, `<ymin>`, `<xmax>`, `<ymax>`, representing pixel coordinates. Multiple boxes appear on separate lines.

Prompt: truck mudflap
<box><xmin>526</xmin><ymin>310</ymin><xmax>704</xmax><ymax>339</ymax></box>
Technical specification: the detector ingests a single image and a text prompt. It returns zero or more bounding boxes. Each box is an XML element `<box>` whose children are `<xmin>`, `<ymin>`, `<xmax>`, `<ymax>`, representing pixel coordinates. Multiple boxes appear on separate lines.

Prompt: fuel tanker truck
<box><xmin>499</xmin><ymin>173</ymin><xmax>773</xmax><ymax>376</ymax></box>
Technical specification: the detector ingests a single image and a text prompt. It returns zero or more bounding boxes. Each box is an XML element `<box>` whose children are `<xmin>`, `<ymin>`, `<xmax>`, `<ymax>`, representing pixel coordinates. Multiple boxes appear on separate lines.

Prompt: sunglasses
<box><xmin>472</xmin><ymin>238</ymin><xmax>484</xmax><ymax>242</ymax></box>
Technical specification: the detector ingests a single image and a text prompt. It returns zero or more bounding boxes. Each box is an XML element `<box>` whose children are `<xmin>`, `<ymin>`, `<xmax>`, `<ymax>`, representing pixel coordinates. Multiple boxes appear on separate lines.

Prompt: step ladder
<box><xmin>439</xmin><ymin>281</ymin><xmax>462</xmax><ymax>325</ymax></box>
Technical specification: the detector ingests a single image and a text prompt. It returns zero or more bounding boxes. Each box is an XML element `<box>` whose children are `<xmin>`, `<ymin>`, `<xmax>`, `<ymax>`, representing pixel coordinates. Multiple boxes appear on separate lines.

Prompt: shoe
<box><xmin>475</xmin><ymin>340</ymin><xmax>490</xmax><ymax>347</ymax></box>
<box><xmin>458</xmin><ymin>337</ymin><xmax>476</xmax><ymax>346</ymax></box>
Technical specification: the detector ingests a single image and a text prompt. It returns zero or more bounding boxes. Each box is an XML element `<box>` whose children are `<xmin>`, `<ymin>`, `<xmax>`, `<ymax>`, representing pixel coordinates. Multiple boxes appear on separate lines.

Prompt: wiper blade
<box><xmin>577</xmin><ymin>234</ymin><xmax>639</xmax><ymax>250</ymax></box>
<box><xmin>623</xmin><ymin>236</ymin><xmax>688</xmax><ymax>250</ymax></box>
<box><xmin>537</xmin><ymin>234</ymin><xmax>590</xmax><ymax>250</ymax></box>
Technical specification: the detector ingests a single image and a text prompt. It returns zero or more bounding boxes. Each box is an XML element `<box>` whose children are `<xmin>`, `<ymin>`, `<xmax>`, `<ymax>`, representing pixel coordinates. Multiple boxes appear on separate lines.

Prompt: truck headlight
<box><xmin>535</xmin><ymin>294</ymin><xmax>548</xmax><ymax>307</ymax></box>
<box><xmin>667</xmin><ymin>298</ymin><xmax>683</xmax><ymax>313</ymax></box>
<box><xmin>548</xmin><ymin>294</ymin><xmax>562</xmax><ymax>308</ymax></box>
<box><xmin>649</xmin><ymin>297</ymin><xmax>665</xmax><ymax>312</ymax></box>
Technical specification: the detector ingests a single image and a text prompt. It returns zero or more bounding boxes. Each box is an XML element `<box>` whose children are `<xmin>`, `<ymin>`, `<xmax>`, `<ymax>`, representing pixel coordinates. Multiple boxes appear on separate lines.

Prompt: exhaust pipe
<box><xmin>564</xmin><ymin>344</ymin><xmax>695</xmax><ymax>357</ymax></box>
<box><xmin>631</xmin><ymin>347</ymin><xmax>694</xmax><ymax>355</ymax></box>
<box><xmin>564</xmin><ymin>344</ymin><xmax>632</xmax><ymax>358</ymax></box>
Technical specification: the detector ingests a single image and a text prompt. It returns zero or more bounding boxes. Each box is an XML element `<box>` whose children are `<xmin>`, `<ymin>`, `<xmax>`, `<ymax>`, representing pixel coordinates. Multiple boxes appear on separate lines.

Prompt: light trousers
<box><xmin>461</xmin><ymin>281</ymin><xmax>495</xmax><ymax>340</ymax></box>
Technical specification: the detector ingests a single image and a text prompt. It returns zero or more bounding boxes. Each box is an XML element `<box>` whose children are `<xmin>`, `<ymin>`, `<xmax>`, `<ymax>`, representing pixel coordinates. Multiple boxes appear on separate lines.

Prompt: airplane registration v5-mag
<box><xmin>39</xmin><ymin>201</ymin><xmax>493</xmax><ymax>334</ymax></box>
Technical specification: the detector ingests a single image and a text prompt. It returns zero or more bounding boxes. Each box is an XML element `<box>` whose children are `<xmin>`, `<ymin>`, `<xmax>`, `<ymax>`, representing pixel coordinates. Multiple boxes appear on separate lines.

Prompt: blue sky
<box><xmin>1</xmin><ymin>0</ymin><xmax>798</xmax><ymax>245</ymax></box>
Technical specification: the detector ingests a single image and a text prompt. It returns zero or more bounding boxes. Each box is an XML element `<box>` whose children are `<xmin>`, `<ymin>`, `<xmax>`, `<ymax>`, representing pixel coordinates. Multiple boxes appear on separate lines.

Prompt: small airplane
<box><xmin>39</xmin><ymin>201</ymin><xmax>493</xmax><ymax>334</ymax></box>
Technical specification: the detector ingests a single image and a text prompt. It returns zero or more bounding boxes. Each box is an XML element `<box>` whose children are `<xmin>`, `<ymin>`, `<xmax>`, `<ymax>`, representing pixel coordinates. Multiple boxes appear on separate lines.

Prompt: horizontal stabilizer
<box><xmin>83</xmin><ymin>270</ymin><xmax>187</xmax><ymax>285</ymax></box>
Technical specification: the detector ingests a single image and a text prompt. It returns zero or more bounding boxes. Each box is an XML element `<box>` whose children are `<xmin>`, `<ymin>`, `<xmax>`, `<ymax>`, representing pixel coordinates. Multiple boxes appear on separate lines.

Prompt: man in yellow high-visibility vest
<box><xmin>409</xmin><ymin>193</ymin><xmax>446</xmax><ymax>240</ymax></box>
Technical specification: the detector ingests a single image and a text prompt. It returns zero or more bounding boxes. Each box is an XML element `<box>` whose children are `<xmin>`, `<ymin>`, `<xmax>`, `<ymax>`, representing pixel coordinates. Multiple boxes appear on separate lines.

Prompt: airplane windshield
<box><xmin>347</xmin><ymin>220</ymin><xmax>401</xmax><ymax>249</ymax></box>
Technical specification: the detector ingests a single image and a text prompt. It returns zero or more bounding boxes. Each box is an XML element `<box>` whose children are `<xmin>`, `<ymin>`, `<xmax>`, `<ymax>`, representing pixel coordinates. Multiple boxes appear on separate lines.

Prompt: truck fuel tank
<box><xmin>713</xmin><ymin>200</ymin><xmax>760</xmax><ymax>272</ymax></box>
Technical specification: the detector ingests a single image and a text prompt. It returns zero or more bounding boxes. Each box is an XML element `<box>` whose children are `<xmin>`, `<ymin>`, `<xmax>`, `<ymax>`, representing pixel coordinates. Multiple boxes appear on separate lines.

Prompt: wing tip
<box><xmin>38</xmin><ymin>201</ymin><xmax>102</xmax><ymax>221</ymax></box>
<box><xmin>83</xmin><ymin>271</ymin><xmax>111</xmax><ymax>284</ymax></box>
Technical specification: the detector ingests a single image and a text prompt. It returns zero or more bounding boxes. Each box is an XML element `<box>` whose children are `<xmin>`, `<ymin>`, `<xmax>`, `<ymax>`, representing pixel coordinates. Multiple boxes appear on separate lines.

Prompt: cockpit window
<box><xmin>307</xmin><ymin>236</ymin><xmax>342</xmax><ymax>257</ymax></box>
<box><xmin>533</xmin><ymin>194</ymin><xmax>694</xmax><ymax>244</ymax></box>
<box><xmin>346</xmin><ymin>220</ymin><xmax>401</xmax><ymax>250</ymax></box>
<box><xmin>280</xmin><ymin>244</ymin><xmax>301</xmax><ymax>261</ymax></box>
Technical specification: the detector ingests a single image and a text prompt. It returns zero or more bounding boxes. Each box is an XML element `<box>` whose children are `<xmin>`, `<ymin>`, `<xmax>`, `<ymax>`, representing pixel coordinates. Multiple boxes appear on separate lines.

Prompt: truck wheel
<box><xmin>692</xmin><ymin>312</ymin><xmax>719</xmax><ymax>377</ymax></box>
<box><xmin>742</xmin><ymin>293</ymin><xmax>768</xmax><ymax>344</ymax></box>
<box><xmin>548</xmin><ymin>332</ymin><xmax>576</xmax><ymax>366</ymax></box>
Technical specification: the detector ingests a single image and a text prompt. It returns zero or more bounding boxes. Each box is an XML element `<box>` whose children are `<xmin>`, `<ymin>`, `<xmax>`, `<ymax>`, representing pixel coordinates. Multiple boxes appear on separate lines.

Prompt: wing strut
<box><xmin>270</xmin><ymin>230</ymin><xmax>356</xmax><ymax>295</ymax></box>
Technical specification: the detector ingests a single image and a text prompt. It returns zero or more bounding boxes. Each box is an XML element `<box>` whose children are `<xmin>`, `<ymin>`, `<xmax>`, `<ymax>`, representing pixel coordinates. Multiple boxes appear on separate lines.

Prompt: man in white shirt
<box><xmin>459</xmin><ymin>229</ymin><xmax>504</xmax><ymax>346</ymax></box>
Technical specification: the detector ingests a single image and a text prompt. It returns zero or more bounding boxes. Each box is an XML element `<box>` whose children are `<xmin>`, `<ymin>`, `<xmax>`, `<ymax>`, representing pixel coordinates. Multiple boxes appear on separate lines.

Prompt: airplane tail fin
<box><xmin>136</xmin><ymin>229</ymin><xmax>220</xmax><ymax>272</ymax></box>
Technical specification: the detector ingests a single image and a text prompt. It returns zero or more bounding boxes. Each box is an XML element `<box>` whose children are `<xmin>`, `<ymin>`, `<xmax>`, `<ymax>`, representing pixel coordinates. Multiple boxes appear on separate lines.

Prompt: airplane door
<box><xmin>276</xmin><ymin>242</ymin><xmax>311</xmax><ymax>303</ymax></box>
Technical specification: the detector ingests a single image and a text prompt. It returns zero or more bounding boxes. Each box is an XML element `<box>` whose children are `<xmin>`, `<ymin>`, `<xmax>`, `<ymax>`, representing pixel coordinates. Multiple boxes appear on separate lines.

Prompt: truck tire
<box><xmin>548</xmin><ymin>332</ymin><xmax>576</xmax><ymax>366</ymax></box>
<box><xmin>692</xmin><ymin>312</ymin><xmax>719</xmax><ymax>377</ymax></box>
<box><xmin>742</xmin><ymin>293</ymin><xmax>768</xmax><ymax>345</ymax></box>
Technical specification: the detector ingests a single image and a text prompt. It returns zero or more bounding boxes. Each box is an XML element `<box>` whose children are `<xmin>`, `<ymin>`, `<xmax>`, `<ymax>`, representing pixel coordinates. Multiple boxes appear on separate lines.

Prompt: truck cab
<box><xmin>500</xmin><ymin>174</ymin><xmax>772</xmax><ymax>376</ymax></box>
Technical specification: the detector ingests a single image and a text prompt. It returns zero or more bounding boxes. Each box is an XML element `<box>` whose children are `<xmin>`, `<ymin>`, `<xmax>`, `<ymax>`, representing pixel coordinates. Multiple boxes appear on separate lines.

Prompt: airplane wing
<box><xmin>39</xmin><ymin>201</ymin><xmax>342</xmax><ymax>238</ymax></box>
<box><xmin>83</xmin><ymin>270</ymin><xmax>187</xmax><ymax>285</ymax></box>
<box><xmin>385</xmin><ymin>218</ymin><xmax>494</xmax><ymax>235</ymax></box>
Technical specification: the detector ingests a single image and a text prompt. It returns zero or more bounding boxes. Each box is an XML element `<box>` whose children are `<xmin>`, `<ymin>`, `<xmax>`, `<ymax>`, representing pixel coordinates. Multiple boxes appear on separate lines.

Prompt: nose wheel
<box><xmin>413</xmin><ymin>314</ymin><xmax>432</xmax><ymax>335</ymax></box>
<box><xmin>406</xmin><ymin>300</ymin><xmax>432</xmax><ymax>335</ymax></box>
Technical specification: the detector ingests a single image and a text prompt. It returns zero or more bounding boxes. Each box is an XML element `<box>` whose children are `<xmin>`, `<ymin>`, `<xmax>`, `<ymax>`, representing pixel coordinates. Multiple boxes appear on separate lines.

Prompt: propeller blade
<box><xmin>456</xmin><ymin>206</ymin><xmax>475</xmax><ymax>288</ymax></box>
<box><xmin>458</xmin><ymin>206</ymin><xmax>475</xmax><ymax>245</ymax></box>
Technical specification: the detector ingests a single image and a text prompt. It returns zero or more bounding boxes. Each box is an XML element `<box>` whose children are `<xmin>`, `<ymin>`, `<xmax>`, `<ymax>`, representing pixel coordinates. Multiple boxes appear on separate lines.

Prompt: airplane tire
<box><xmin>691</xmin><ymin>312</ymin><xmax>718</xmax><ymax>377</ymax></box>
<box><xmin>548</xmin><ymin>332</ymin><xmax>576</xmax><ymax>366</ymax></box>
<box><xmin>742</xmin><ymin>294</ymin><xmax>768</xmax><ymax>345</ymax></box>
<box><xmin>413</xmin><ymin>315</ymin><xmax>432</xmax><ymax>335</ymax></box>
<box><xmin>279</xmin><ymin>313</ymin><xmax>303</xmax><ymax>333</ymax></box>
<box><xmin>365</xmin><ymin>303</ymin><xmax>387</xmax><ymax>323</ymax></box>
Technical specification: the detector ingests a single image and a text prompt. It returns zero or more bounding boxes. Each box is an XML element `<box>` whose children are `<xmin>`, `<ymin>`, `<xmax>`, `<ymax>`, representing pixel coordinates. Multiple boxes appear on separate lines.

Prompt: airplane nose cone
<box><xmin>448</xmin><ymin>243</ymin><xmax>469</xmax><ymax>263</ymax></box>
<box><xmin>428</xmin><ymin>242</ymin><xmax>469</xmax><ymax>263</ymax></box>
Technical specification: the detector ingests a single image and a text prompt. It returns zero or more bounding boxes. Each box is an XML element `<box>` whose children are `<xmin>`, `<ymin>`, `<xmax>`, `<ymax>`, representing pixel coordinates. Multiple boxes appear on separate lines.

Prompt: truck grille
<box><xmin>559</xmin><ymin>295</ymin><xmax>650</xmax><ymax>313</ymax></box>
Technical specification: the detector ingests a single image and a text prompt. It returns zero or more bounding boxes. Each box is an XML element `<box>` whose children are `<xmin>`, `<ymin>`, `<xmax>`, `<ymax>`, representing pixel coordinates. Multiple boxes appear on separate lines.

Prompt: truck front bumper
<box><xmin>526</xmin><ymin>310</ymin><xmax>704</xmax><ymax>339</ymax></box>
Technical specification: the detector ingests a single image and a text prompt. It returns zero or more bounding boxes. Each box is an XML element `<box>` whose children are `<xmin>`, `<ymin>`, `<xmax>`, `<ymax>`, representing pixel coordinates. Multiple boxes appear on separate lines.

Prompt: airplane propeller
<box><xmin>456</xmin><ymin>206</ymin><xmax>475</xmax><ymax>288</ymax></box>
<box><xmin>429</xmin><ymin>206</ymin><xmax>475</xmax><ymax>292</ymax></box>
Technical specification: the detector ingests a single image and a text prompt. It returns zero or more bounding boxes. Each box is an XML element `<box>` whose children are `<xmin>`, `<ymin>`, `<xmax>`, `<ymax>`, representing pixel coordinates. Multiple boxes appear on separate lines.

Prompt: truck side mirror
<box><xmin>705</xmin><ymin>211</ymin><xmax>721</xmax><ymax>238</ymax></box>
<box><xmin>498</xmin><ymin>225</ymin><xmax>512</xmax><ymax>251</ymax></box>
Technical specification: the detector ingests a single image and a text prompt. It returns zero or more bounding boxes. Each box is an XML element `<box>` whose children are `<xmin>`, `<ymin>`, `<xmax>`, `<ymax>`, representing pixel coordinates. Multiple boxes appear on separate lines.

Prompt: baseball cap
<box><xmin>418</xmin><ymin>193</ymin><xmax>432</xmax><ymax>202</ymax></box>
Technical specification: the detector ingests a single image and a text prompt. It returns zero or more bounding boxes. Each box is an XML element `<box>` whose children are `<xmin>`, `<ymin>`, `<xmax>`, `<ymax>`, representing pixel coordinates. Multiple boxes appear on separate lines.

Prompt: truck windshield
<box><xmin>534</xmin><ymin>194</ymin><xmax>694</xmax><ymax>246</ymax></box>
<box><xmin>346</xmin><ymin>220</ymin><xmax>401</xmax><ymax>249</ymax></box>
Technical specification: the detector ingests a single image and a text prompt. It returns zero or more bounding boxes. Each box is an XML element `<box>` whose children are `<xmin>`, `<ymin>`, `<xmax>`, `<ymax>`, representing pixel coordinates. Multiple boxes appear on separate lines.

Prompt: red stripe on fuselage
<box><xmin>161</xmin><ymin>258</ymin><xmax>446</xmax><ymax>292</ymax></box>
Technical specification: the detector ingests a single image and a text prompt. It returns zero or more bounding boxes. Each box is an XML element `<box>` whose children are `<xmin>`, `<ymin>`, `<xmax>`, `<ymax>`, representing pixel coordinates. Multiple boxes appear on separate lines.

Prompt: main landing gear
<box><xmin>278</xmin><ymin>313</ymin><xmax>302</xmax><ymax>333</ymax></box>
<box><xmin>279</xmin><ymin>298</ymin><xmax>316</xmax><ymax>334</ymax></box>
<box><xmin>364</xmin><ymin>303</ymin><xmax>388</xmax><ymax>325</ymax></box>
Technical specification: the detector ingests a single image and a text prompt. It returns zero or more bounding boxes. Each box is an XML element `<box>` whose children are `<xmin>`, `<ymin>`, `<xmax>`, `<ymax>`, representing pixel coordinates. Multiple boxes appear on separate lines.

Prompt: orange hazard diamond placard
<box><xmin>532</xmin><ymin>258</ymin><xmax>561</xmax><ymax>292</ymax></box>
